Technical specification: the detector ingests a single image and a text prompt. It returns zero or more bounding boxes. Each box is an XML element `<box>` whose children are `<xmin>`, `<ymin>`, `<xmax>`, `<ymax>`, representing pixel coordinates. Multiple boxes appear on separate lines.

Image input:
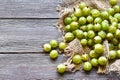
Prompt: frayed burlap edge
<box><xmin>108</xmin><ymin>60</ymin><xmax>120</xmax><ymax>75</ymax></box>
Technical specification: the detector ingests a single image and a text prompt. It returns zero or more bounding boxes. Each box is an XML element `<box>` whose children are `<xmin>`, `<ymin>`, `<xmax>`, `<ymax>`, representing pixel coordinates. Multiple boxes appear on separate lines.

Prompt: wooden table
<box><xmin>0</xmin><ymin>0</ymin><xmax>119</xmax><ymax>79</ymax></box>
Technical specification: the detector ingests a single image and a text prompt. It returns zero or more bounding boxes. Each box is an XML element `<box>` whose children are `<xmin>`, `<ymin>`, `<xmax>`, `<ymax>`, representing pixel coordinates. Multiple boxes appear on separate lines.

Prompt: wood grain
<box><xmin>0</xmin><ymin>0</ymin><xmax>61</xmax><ymax>18</ymax></box>
<box><xmin>0</xmin><ymin>19</ymin><xmax>62</xmax><ymax>52</ymax></box>
<box><xmin>0</xmin><ymin>53</ymin><xmax>118</xmax><ymax>80</ymax></box>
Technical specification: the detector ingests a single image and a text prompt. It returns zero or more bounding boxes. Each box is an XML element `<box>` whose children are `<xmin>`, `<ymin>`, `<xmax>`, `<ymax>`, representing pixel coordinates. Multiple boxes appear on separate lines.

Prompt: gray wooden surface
<box><xmin>0</xmin><ymin>0</ymin><xmax>61</xmax><ymax>18</ymax></box>
<box><xmin>0</xmin><ymin>19</ymin><xmax>61</xmax><ymax>52</ymax></box>
<box><xmin>0</xmin><ymin>0</ymin><xmax>119</xmax><ymax>80</ymax></box>
<box><xmin>0</xmin><ymin>54</ymin><xmax>119</xmax><ymax>80</ymax></box>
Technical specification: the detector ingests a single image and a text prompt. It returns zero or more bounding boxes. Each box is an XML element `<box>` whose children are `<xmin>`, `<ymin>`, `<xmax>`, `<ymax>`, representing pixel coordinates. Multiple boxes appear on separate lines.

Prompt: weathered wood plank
<box><xmin>0</xmin><ymin>0</ymin><xmax>61</xmax><ymax>18</ymax></box>
<box><xmin>0</xmin><ymin>0</ymin><xmax>119</xmax><ymax>18</ymax></box>
<box><xmin>0</xmin><ymin>54</ymin><xmax>118</xmax><ymax>80</ymax></box>
<box><xmin>0</xmin><ymin>19</ymin><xmax>62</xmax><ymax>52</ymax></box>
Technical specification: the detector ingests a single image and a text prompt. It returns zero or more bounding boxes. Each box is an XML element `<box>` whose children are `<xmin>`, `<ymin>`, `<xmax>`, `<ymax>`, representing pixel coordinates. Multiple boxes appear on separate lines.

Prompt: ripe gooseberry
<box><xmin>43</xmin><ymin>44</ymin><xmax>51</xmax><ymax>52</ymax></box>
<box><xmin>109</xmin><ymin>50</ymin><xmax>117</xmax><ymax>59</ymax></box>
<box><xmin>90</xmin><ymin>58</ymin><xmax>98</xmax><ymax>67</ymax></box>
<box><xmin>59</xmin><ymin>42</ymin><xmax>67</xmax><ymax>51</ymax></box>
<box><xmin>83</xmin><ymin>62</ymin><xmax>92</xmax><ymax>71</ymax></box>
<box><xmin>49</xmin><ymin>50</ymin><xmax>58</xmax><ymax>59</ymax></box>
<box><xmin>72</xmin><ymin>54</ymin><xmax>82</xmax><ymax>64</ymax></box>
<box><xmin>94</xmin><ymin>44</ymin><xmax>104</xmax><ymax>54</ymax></box>
<box><xmin>81</xmin><ymin>54</ymin><xmax>89</xmax><ymax>61</ymax></box>
<box><xmin>50</xmin><ymin>40</ymin><xmax>59</xmax><ymax>48</ymax></box>
<box><xmin>98</xmin><ymin>56</ymin><xmax>107</xmax><ymax>65</ymax></box>
<box><xmin>57</xmin><ymin>64</ymin><xmax>66</xmax><ymax>73</ymax></box>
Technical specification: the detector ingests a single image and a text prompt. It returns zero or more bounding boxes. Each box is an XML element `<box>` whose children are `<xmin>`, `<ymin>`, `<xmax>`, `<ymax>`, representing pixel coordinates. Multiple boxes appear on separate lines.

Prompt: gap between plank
<box><xmin>0</xmin><ymin>52</ymin><xmax>45</xmax><ymax>54</ymax></box>
<box><xmin>0</xmin><ymin>18</ymin><xmax>59</xmax><ymax>20</ymax></box>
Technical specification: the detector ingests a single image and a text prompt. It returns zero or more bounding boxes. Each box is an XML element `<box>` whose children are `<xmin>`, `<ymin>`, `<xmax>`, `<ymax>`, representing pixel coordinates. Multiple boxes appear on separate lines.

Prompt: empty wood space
<box><xmin>0</xmin><ymin>19</ymin><xmax>61</xmax><ymax>52</ymax></box>
<box><xmin>0</xmin><ymin>0</ymin><xmax>62</xmax><ymax>18</ymax></box>
<box><xmin>0</xmin><ymin>0</ymin><xmax>119</xmax><ymax>79</ymax></box>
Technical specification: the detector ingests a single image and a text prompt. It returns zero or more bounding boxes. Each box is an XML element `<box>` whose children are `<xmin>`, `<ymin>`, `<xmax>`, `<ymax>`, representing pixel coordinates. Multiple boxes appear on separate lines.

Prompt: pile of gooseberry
<box><xmin>43</xmin><ymin>0</ymin><xmax>120</xmax><ymax>74</ymax></box>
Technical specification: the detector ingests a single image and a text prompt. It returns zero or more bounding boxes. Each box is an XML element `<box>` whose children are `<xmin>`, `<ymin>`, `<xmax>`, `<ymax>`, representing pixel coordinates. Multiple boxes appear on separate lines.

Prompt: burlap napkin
<box><xmin>56</xmin><ymin>0</ymin><xmax>120</xmax><ymax>74</ymax></box>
